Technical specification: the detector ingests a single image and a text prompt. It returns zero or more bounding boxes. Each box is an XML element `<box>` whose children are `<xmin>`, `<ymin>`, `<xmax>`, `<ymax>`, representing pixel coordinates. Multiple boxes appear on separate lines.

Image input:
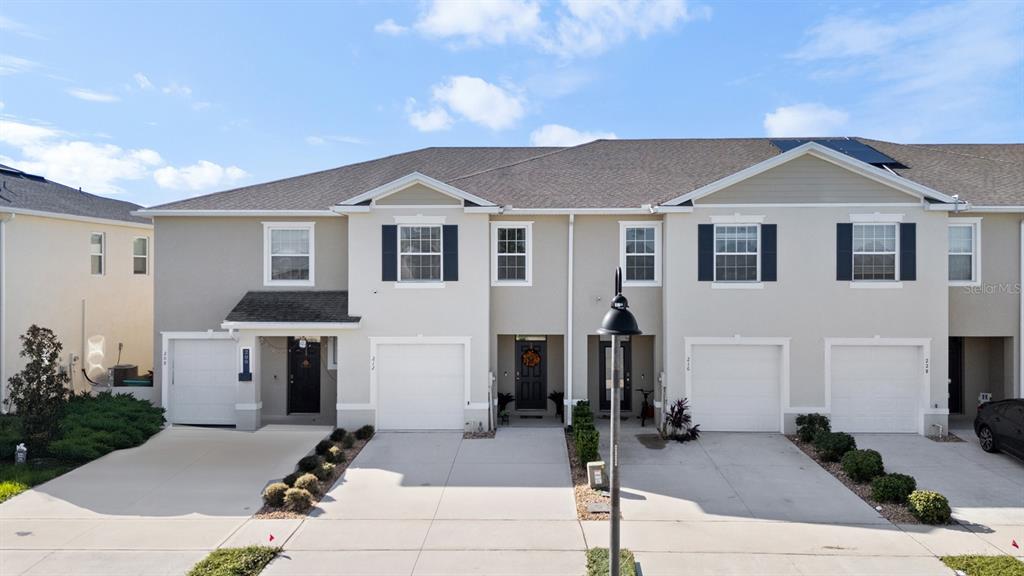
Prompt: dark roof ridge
<box><xmin>447</xmin><ymin>140</ymin><xmax>603</xmax><ymax>183</ymax></box>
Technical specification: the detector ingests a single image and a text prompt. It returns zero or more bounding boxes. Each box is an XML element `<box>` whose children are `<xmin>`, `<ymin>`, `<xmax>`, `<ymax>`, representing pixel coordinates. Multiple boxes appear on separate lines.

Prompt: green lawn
<box><xmin>586</xmin><ymin>548</ymin><xmax>637</xmax><ymax>576</ymax></box>
<box><xmin>942</xmin><ymin>555</ymin><xmax>1024</xmax><ymax>576</ymax></box>
<box><xmin>0</xmin><ymin>462</ymin><xmax>75</xmax><ymax>503</ymax></box>
<box><xmin>187</xmin><ymin>546</ymin><xmax>280</xmax><ymax>576</ymax></box>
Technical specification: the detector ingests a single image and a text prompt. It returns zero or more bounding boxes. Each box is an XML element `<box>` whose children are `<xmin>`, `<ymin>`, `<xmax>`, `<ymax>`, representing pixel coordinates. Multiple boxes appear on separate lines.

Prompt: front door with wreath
<box><xmin>515</xmin><ymin>340</ymin><xmax>547</xmax><ymax>410</ymax></box>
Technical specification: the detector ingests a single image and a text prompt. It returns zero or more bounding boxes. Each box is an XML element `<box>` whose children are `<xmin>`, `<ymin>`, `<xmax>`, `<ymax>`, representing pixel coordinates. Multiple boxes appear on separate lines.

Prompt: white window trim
<box><xmin>948</xmin><ymin>217</ymin><xmax>982</xmax><ymax>287</ymax></box>
<box><xmin>397</xmin><ymin>223</ymin><xmax>443</xmax><ymax>284</ymax></box>
<box><xmin>132</xmin><ymin>236</ymin><xmax>150</xmax><ymax>276</ymax></box>
<box><xmin>713</xmin><ymin>223</ymin><xmax>761</xmax><ymax>284</ymax></box>
<box><xmin>851</xmin><ymin>221</ymin><xmax>900</xmax><ymax>284</ymax></box>
<box><xmin>263</xmin><ymin>222</ymin><xmax>315</xmax><ymax>287</ymax></box>
<box><xmin>491</xmin><ymin>221</ymin><xmax>533</xmax><ymax>286</ymax></box>
<box><xmin>619</xmin><ymin>221</ymin><xmax>662</xmax><ymax>287</ymax></box>
<box><xmin>90</xmin><ymin>232</ymin><xmax>105</xmax><ymax>276</ymax></box>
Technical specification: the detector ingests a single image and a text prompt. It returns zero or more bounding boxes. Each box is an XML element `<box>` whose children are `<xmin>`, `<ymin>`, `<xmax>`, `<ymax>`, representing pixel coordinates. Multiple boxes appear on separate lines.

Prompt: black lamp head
<box><xmin>598</xmin><ymin>267</ymin><xmax>642</xmax><ymax>336</ymax></box>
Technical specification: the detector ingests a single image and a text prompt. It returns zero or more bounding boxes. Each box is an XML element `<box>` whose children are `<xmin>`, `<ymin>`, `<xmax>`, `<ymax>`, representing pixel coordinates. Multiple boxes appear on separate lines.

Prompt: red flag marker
<box><xmin>269</xmin><ymin>534</ymin><xmax>276</xmax><ymax>543</ymax></box>
<box><xmin>1012</xmin><ymin>539</ymin><xmax>1018</xmax><ymax>549</ymax></box>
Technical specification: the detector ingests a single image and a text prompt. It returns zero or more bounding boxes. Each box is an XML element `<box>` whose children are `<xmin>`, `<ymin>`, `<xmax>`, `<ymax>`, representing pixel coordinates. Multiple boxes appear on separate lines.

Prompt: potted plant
<box><xmin>548</xmin><ymin>391</ymin><xmax>565</xmax><ymax>422</ymax></box>
<box><xmin>497</xmin><ymin>393</ymin><xmax>515</xmax><ymax>425</ymax></box>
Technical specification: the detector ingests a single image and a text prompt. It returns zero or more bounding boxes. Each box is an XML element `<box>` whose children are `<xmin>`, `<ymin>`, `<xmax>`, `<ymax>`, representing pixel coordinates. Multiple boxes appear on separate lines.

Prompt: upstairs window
<box><xmin>90</xmin><ymin>232</ymin><xmax>105</xmax><ymax>275</ymax></box>
<box><xmin>263</xmin><ymin>222</ymin><xmax>314</xmax><ymax>286</ymax></box>
<box><xmin>853</xmin><ymin>223</ymin><xmax>897</xmax><ymax>281</ymax></box>
<box><xmin>399</xmin><ymin>225</ymin><xmax>442</xmax><ymax>282</ymax></box>
<box><xmin>492</xmin><ymin>222</ymin><xmax>532</xmax><ymax>285</ymax></box>
<box><xmin>949</xmin><ymin>220</ymin><xmax>981</xmax><ymax>285</ymax></box>
<box><xmin>620</xmin><ymin>222</ymin><xmax>661</xmax><ymax>286</ymax></box>
<box><xmin>133</xmin><ymin>237</ymin><xmax>149</xmax><ymax>275</ymax></box>
<box><xmin>714</xmin><ymin>225</ymin><xmax>759</xmax><ymax>282</ymax></box>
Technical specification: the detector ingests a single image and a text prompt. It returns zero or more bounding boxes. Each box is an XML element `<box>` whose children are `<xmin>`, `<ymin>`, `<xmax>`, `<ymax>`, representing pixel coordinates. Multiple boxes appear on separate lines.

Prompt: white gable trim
<box><xmin>338</xmin><ymin>172</ymin><xmax>496</xmax><ymax>208</ymax></box>
<box><xmin>661</xmin><ymin>142</ymin><xmax>958</xmax><ymax>207</ymax></box>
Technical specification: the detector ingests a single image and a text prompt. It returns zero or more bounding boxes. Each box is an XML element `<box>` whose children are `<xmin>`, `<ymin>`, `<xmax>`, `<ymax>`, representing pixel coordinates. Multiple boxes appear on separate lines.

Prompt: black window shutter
<box><xmin>900</xmin><ymin>222</ymin><xmax>916</xmax><ymax>281</ymax></box>
<box><xmin>836</xmin><ymin>223</ymin><xmax>853</xmax><ymax>281</ymax></box>
<box><xmin>381</xmin><ymin>225</ymin><xmax>397</xmax><ymax>281</ymax></box>
<box><xmin>442</xmin><ymin>225</ymin><xmax>458</xmax><ymax>281</ymax></box>
<box><xmin>761</xmin><ymin>224</ymin><xmax>777</xmax><ymax>282</ymax></box>
<box><xmin>697</xmin><ymin>224</ymin><xmax>714</xmax><ymax>281</ymax></box>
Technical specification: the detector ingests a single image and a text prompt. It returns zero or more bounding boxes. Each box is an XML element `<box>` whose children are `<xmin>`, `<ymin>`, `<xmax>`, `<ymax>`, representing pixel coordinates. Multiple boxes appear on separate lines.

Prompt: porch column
<box><xmin>235</xmin><ymin>333</ymin><xmax>262</xmax><ymax>431</ymax></box>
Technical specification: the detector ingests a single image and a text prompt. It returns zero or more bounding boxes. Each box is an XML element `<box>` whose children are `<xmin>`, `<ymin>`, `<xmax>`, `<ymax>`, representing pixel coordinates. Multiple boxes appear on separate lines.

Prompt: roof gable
<box><xmin>338</xmin><ymin>172</ymin><xmax>496</xmax><ymax>208</ymax></box>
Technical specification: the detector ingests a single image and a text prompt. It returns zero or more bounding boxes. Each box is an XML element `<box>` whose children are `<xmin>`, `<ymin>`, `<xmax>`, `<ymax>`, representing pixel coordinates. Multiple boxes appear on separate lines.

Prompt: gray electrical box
<box><xmin>587</xmin><ymin>460</ymin><xmax>608</xmax><ymax>490</ymax></box>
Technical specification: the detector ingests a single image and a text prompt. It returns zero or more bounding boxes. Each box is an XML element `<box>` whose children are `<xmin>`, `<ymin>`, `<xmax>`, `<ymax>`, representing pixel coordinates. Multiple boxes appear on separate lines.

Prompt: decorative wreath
<box><xmin>521</xmin><ymin>348</ymin><xmax>541</xmax><ymax>368</ymax></box>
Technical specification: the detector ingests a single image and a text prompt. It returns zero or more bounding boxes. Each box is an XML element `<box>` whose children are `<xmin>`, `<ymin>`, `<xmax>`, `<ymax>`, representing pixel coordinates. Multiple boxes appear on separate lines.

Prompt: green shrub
<box><xmin>908</xmin><ymin>490</ymin><xmax>951</xmax><ymax>524</ymax></box>
<box><xmin>941</xmin><ymin>555</ymin><xmax>1024</xmax><ymax>576</ymax></box>
<box><xmin>871</xmin><ymin>473</ymin><xmax>917</xmax><ymax>503</ymax></box>
<box><xmin>354</xmin><ymin>425</ymin><xmax>375</xmax><ymax>440</ymax></box>
<box><xmin>283</xmin><ymin>487</ymin><xmax>314</xmax><ymax>512</ymax></box>
<box><xmin>326</xmin><ymin>445</ymin><xmax>345</xmax><ymax>464</ymax></box>
<box><xmin>813</xmin><ymin>431</ymin><xmax>856</xmax><ymax>462</ymax></box>
<box><xmin>795</xmin><ymin>413</ymin><xmax>830</xmax><ymax>443</ymax></box>
<box><xmin>330</xmin><ymin>428</ymin><xmax>347</xmax><ymax>442</ymax></box>
<box><xmin>575</xmin><ymin>426</ymin><xmax>600</xmax><ymax>464</ymax></box>
<box><xmin>342</xmin><ymin>433</ymin><xmax>355</xmax><ymax>449</ymax></box>
<box><xmin>48</xmin><ymin>392</ymin><xmax>164</xmax><ymax>462</ymax></box>
<box><xmin>0</xmin><ymin>462</ymin><xmax>73</xmax><ymax>503</ymax></box>
<box><xmin>0</xmin><ymin>480</ymin><xmax>29</xmax><ymax>503</ymax></box>
<box><xmin>841</xmin><ymin>449</ymin><xmax>884</xmax><ymax>483</ymax></box>
<box><xmin>313</xmin><ymin>461</ymin><xmax>335</xmax><ymax>481</ymax></box>
<box><xmin>187</xmin><ymin>545</ymin><xmax>279</xmax><ymax>576</ymax></box>
<box><xmin>282</xmin><ymin>471</ymin><xmax>301</xmax><ymax>487</ymax></box>
<box><xmin>297</xmin><ymin>455</ymin><xmax>321</xmax><ymax>472</ymax></box>
<box><xmin>314</xmin><ymin>440</ymin><xmax>333</xmax><ymax>456</ymax></box>
<box><xmin>293</xmin><ymin>473</ymin><xmax>320</xmax><ymax>496</ymax></box>
<box><xmin>4</xmin><ymin>326</ymin><xmax>72</xmax><ymax>452</ymax></box>
<box><xmin>262</xmin><ymin>482</ymin><xmax>288</xmax><ymax>507</ymax></box>
<box><xmin>586</xmin><ymin>548</ymin><xmax>636</xmax><ymax>576</ymax></box>
<box><xmin>0</xmin><ymin>415</ymin><xmax>23</xmax><ymax>460</ymax></box>
<box><xmin>573</xmin><ymin>401</ymin><xmax>593</xmax><ymax>429</ymax></box>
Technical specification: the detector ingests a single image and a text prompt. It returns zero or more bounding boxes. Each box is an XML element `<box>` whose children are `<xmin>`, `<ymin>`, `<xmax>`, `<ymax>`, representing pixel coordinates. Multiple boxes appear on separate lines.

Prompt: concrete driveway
<box><xmin>265</xmin><ymin>428</ymin><xmax>584</xmax><ymax>576</ymax></box>
<box><xmin>0</xmin><ymin>425</ymin><xmax>329</xmax><ymax>576</ymax></box>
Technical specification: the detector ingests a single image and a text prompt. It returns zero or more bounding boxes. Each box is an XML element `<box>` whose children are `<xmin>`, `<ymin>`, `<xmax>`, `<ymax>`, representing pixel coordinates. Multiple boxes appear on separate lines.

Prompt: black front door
<box><xmin>599</xmin><ymin>340</ymin><xmax>632</xmax><ymax>411</ymax></box>
<box><xmin>949</xmin><ymin>337</ymin><xmax>964</xmax><ymax>415</ymax></box>
<box><xmin>288</xmin><ymin>337</ymin><xmax>321</xmax><ymax>414</ymax></box>
<box><xmin>515</xmin><ymin>340</ymin><xmax>547</xmax><ymax>410</ymax></box>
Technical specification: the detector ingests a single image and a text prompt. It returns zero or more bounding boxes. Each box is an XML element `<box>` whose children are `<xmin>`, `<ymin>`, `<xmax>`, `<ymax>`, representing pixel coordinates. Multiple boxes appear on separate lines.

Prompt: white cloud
<box><xmin>162</xmin><ymin>82</ymin><xmax>193</xmax><ymax>97</ymax></box>
<box><xmin>153</xmin><ymin>161</ymin><xmax>248</xmax><ymax>191</ymax></box>
<box><xmin>415</xmin><ymin>1</ymin><xmax>541</xmax><ymax>45</ymax></box>
<box><xmin>67</xmin><ymin>88</ymin><xmax>120</xmax><ymax>103</ymax></box>
<box><xmin>133</xmin><ymin>73</ymin><xmax>154</xmax><ymax>90</ymax></box>
<box><xmin>529</xmin><ymin>124</ymin><xmax>616</xmax><ymax>146</ymax></box>
<box><xmin>403</xmin><ymin>0</ymin><xmax>707</xmax><ymax>58</ymax></box>
<box><xmin>432</xmin><ymin>76</ymin><xmax>525</xmax><ymax>130</ymax></box>
<box><xmin>0</xmin><ymin>53</ymin><xmax>37</xmax><ymax>75</ymax></box>
<box><xmin>305</xmin><ymin>134</ymin><xmax>364</xmax><ymax>145</ymax></box>
<box><xmin>191</xmin><ymin>101</ymin><xmax>211</xmax><ymax>111</ymax></box>
<box><xmin>374</xmin><ymin>18</ymin><xmax>408</xmax><ymax>36</ymax></box>
<box><xmin>406</xmin><ymin>98</ymin><xmax>454</xmax><ymax>132</ymax></box>
<box><xmin>763</xmin><ymin>103</ymin><xmax>849</xmax><ymax>137</ymax></box>
<box><xmin>0</xmin><ymin>15</ymin><xmax>45</xmax><ymax>40</ymax></box>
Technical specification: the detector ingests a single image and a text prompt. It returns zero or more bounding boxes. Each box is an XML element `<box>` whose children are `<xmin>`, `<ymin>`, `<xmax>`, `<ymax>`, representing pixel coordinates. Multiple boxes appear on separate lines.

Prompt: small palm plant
<box><xmin>662</xmin><ymin>398</ymin><xmax>700</xmax><ymax>442</ymax></box>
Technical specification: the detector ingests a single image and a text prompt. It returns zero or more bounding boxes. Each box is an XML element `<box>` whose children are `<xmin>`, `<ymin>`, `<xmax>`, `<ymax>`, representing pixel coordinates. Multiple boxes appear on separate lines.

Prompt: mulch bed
<box><xmin>464</xmin><ymin>430</ymin><xmax>496</xmax><ymax>439</ymax></box>
<box><xmin>254</xmin><ymin>435</ymin><xmax>371</xmax><ymax>519</ymax></box>
<box><xmin>565</xmin><ymin>430</ymin><xmax>612</xmax><ymax>520</ymax></box>
<box><xmin>787</xmin><ymin>435</ymin><xmax>920</xmax><ymax>524</ymax></box>
<box><xmin>927</xmin><ymin>432</ymin><xmax>965</xmax><ymax>443</ymax></box>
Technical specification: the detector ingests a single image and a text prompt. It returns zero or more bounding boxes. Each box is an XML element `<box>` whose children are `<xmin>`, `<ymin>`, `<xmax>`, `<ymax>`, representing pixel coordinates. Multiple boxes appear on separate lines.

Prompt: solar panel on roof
<box><xmin>770</xmin><ymin>138</ymin><xmax>906</xmax><ymax>168</ymax></box>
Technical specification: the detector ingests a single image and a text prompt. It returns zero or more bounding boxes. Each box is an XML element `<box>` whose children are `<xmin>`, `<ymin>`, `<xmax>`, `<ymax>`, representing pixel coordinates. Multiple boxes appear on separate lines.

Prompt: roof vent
<box><xmin>770</xmin><ymin>138</ymin><xmax>907</xmax><ymax>169</ymax></box>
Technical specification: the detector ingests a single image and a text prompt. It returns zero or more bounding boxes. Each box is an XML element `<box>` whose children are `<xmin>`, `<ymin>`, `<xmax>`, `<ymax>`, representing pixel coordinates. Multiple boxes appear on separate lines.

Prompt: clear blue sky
<box><xmin>1</xmin><ymin>1</ymin><xmax>1021</xmax><ymax>206</ymax></box>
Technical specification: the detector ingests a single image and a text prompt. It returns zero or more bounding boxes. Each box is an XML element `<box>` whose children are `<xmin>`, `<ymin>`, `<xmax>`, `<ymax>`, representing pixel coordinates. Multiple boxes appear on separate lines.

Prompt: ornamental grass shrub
<box><xmin>908</xmin><ymin>490</ymin><xmax>951</xmax><ymax>524</ymax></box>
<box><xmin>795</xmin><ymin>413</ymin><xmax>831</xmax><ymax>443</ymax></box>
<box><xmin>813</xmin><ymin>431</ymin><xmax>856</xmax><ymax>462</ymax></box>
<box><xmin>261</xmin><ymin>482</ymin><xmax>288</xmax><ymax>507</ymax></box>
<box><xmin>871</xmin><ymin>473</ymin><xmax>917</xmax><ymax>503</ymax></box>
<box><xmin>841</xmin><ymin>449</ymin><xmax>884</xmax><ymax>483</ymax></box>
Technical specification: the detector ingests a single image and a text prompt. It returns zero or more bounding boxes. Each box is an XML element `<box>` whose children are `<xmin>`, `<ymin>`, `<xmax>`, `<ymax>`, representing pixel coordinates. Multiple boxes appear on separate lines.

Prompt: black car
<box><xmin>974</xmin><ymin>399</ymin><xmax>1024</xmax><ymax>460</ymax></box>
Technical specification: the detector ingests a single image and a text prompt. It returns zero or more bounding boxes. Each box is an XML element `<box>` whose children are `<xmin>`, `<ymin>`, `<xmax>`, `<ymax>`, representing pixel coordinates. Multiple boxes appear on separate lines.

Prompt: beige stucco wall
<box><xmin>663</xmin><ymin>205</ymin><xmax>950</xmax><ymax>432</ymax></box>
<box><xmin>152</xmin><ymin>215</ymin><xmax>348</xmax><ymax>399</ymax></box>
<box><xmin>2</xmin><ymin>213</ymin><xmax>153</xmax><ymax>396</ymax></box>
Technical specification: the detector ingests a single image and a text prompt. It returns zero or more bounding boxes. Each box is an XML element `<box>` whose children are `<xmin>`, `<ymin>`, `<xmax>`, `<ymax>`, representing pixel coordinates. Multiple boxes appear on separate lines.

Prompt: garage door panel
<box><xmin>171</xmin><ymin>339</ymin><xmax>237</xmax><ymax>426</ymax></box>
<box><xmin>376</xmin><ymin>342</ymin><xmax>465</xmax><ymax>431</ymax></box>
<box><xmin>830</xmin><ymin>344</ymin><xmax>921</xmax><ymax>434</ymax></box>
<box><xmin>689</xmin><ymin>343</ymin><xmax>782</xmax><ymax>432</ymax></box>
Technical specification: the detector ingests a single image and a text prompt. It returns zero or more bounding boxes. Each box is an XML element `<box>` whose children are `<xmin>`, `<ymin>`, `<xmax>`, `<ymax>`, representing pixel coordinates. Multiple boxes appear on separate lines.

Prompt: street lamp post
<box><xmin>597</xmin><ymin>268</ymin><xmax>642</xmax><ymax>576</ymax></box>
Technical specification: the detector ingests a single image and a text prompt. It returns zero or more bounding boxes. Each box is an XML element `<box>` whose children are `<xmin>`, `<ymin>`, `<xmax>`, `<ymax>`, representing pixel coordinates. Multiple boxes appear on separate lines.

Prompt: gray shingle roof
<box><xmin>146</xmin><ymin>139</ymin><xmax>1024</xmax><ymax>211</ymax></box>
<box><xmin>0</xmin><ymin>164</ymin><xmax>150</xmax><ymax>224</ymax></box>
<box><xmin>224</xmin><ymin>291</ymin><xmax>359</xmax><ymax>323</ymax></box>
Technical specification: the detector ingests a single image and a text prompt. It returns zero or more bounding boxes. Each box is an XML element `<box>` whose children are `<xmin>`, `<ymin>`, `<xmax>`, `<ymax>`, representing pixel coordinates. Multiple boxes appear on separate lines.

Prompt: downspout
<box><xmin>0</xmin><ymin>214</ymin><xmax>7</xmax><ymax>412</ymax></box>
<box><xmin>565</xmin><ymin>213</ymin><xmax>574</xmax><ymax>427</ymax></box>
<box><xmin>1020</xmin><ymin>219</ymin><xmax>1023</xmax><ymax>398</ymax></box>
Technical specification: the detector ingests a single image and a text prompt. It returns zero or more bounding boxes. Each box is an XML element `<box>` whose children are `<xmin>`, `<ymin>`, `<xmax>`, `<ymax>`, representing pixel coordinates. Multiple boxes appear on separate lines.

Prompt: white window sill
<box><xmin>849</xmin><ymin>281</ymin><xmax>903</xmax><ymax>289</ymax></box>
<box><xmin>394</xmin><ymin>282</ymin><xmax>446</xmax><ymax>289</ymax></box>
<box><xmin>712</xmin><ymin>282</ymin><xmax>764</xmax><ymax>290</ymax></box>
<box><xmin>491</xmin><ymin>280</ymin><xmax>532</xmax><ymax>287</ymax></box>
<box><xmin>264</xmin><ymin>280</ymin><xmax>314</xmax><ymax>287</ymax></box>
<box><xmin>623</xmin><ymin>281</ymin><xmax>662</xmax><ymax>288</ymax></box>
<box><xmin>949</xmin><ymin>280</ymin><xmax>981</xmax><ymax>287</ymax></box>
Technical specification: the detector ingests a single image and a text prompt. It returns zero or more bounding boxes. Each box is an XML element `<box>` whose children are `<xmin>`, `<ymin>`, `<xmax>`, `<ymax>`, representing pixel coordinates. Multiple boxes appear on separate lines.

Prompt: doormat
<box><xmin>519</xmin><ymin>415</ymin><xmax>543</xmax><ymax>419</ymax></box>
<box><xmin>635</xmin><ymin>434</ymin><xmax>666</xmax><ymax>449</ymax></box>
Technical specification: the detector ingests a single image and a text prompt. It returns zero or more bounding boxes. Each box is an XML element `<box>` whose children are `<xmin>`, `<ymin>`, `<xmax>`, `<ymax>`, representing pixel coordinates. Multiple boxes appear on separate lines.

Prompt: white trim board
<box><xmin>619</xmin><ymin>220</ymin><xmax>663</xmax><ymax>287</ymax></box>
<box><xmin>0</xmin><ymin>207</ymin><xmax>154</xmax><ymax>229</ymax></box>
<box><xmin>339</xmin><ymin>172</ymin><xmax>496</xmax><ymax>208</ymax></box>
<box><xmin>262</xmin><ymin>221</ymin><xmax>315</xmax><ymax>287</ymax></box>
<box><xmin>948</xmin><ymin>217</ymin><xmax>983</xmax><ymax>288</ymax></box>
<box><xmin>491</xmin><ymin>221</ymin><xmax>534</xmax><ymax>286</ymax></box>
<box><xmin>662</xmin><ymin>142</ymin><xmax>959</xmax><ymax>207</ymax></box>
<box><xmin>134</xmin><ymin>209</ymin><xmax>339</xmax><ymax>218</ymax></box>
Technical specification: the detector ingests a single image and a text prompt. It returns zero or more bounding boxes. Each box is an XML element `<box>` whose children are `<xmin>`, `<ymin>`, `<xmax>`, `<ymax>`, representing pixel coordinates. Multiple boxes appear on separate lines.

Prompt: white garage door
<box><xmin>376</xmin><ymin>342</ymin><xmax>465</xmax><ymax>430</ymax></box>
<box><xmin>689</xmin><ymin>343</ymin><xmax>783</xmax><ymax>432</ymax></box>
<box><xmin>171</xmin><ymin>339</ymin><xmax>237</xmax><ymax>425</ymax></box>
<box><xmin>830</xmin><ymin>345</ymin><xmax>922</xmax><ymax>433</ymax></box>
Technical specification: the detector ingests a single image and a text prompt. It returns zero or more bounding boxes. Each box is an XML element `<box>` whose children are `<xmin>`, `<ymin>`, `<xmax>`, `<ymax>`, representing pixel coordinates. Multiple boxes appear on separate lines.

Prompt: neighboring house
<box><xmin>0</xmin><ymin>164</ymin><xmax>154</xmax><ymax>405</ymax></box>
<box><xmin>137</xmin><ymin>139</ymin><xmax>1023</xmax><ymax>436</ymax></box>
